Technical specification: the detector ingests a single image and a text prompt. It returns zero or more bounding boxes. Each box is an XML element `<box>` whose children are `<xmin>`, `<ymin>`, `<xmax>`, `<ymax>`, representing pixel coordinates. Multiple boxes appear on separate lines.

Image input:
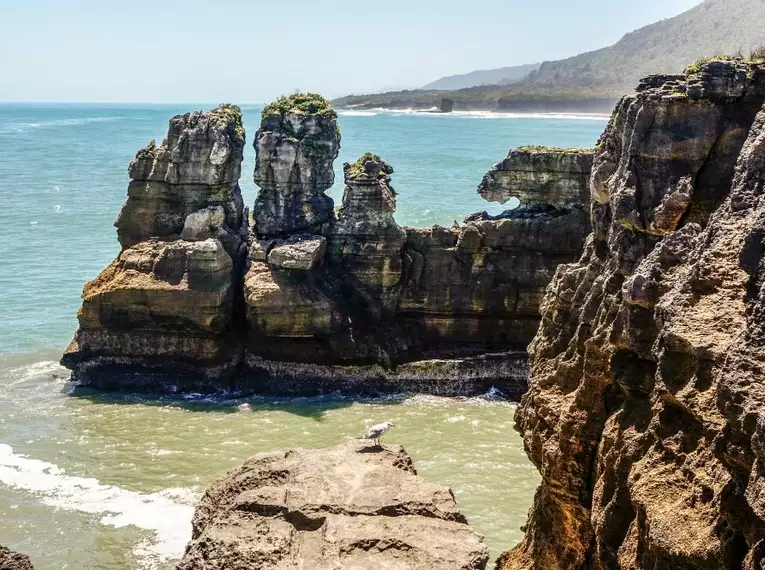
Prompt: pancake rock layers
<box><xmin>501</xmin><ymin>59</ymin><xmax>765</xmax><ymax>569</ymax></box>
<box><xmin>61</xmin><ymin>106</ymin><xmax>246</xmax><ymax>390</ymax></box>
<box><xmin>252</xmin><ymin>93</ymin><xmax>341</xmax><ymax>237</ymax></box>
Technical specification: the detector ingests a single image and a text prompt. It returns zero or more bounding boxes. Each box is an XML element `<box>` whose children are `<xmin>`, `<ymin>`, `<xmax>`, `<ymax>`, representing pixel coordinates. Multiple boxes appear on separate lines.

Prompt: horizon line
<box><xmin>0</xmin><ymin>100</ymin><xmax>272</xmax><ymax>106</ymax></box>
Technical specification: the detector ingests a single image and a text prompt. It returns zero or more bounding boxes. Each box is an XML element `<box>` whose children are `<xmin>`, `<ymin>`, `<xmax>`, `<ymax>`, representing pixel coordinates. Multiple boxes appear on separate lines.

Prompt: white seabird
<box><xmin>357</xmin><ymin>421</ymin><xmax>396</xmax><ymax>446</ymax></box>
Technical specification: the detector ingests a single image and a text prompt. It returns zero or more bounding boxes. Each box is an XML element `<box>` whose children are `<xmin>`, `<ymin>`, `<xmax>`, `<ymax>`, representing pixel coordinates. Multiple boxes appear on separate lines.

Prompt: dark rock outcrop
<box><xmin>0</xmin><ymin>546</ymin><xmax>34</xmax><ymax>570</ymax></box>
<box><xmin>62</xmin><ymin>106</ymin><xmax>247</xmax><ymax>391</ymax></box>
<box><xmin>329</xmin><ymin>154</ymin><xmax>408</xmax><ymax>302</ymax></box>
<box><xmin>501</xmin><ymin>59</ymin><xmax>765</xmax><ymax>569</ymax></box>
<box><xmin>178</xmin><ymin>442</ymin><xmax>489</xmax><ymax>570</ymax></box>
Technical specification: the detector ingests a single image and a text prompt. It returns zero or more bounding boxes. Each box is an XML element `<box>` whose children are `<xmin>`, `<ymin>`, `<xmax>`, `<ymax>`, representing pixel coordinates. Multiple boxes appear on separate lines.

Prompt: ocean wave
<box><xmin>0</xmin><ymin>443</ymin><xmax>196</xmax><ymax>566</ymax></box>
<box><xmin>358</xmin><ymin>107</ymin><xmax>609</xmax><ymax>121</ymax></box>
<box><xmin>0</xmin><ymin>116</ymin><xmax>122</xmax><ymax>135</ymax></box>
<box><xmin>338</xmin><ymin>110</ymin><xmax>378</xmax><ymax>117</ymax></box>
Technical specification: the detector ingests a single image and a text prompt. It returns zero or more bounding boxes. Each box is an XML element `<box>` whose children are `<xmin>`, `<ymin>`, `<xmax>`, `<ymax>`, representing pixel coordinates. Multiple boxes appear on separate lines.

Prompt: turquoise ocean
<box><xmin>0</xmin><ymin>104</ymin><xmax>606</xmax><ymax>569</ymax></box>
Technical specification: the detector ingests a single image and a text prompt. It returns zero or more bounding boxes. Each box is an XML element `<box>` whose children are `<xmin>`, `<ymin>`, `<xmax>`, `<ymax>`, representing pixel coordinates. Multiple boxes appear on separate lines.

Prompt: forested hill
<box><xmin>421</xmin><ymin>63</ymin><xmax>539</xmax><ymax>90</ymax></box>
<box><xmin>333</xmin><ymin>0</ymin><xmax>765</xmax><ymax>112</ymax></box>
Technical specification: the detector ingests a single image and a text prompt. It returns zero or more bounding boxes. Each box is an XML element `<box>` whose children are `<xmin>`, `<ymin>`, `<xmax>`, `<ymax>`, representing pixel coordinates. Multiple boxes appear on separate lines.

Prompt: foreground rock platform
<box><xmin>501</xmin><ymin>58</ymin><xmax>765</xmax><ymax>570</ymax></box>
<box><xmin>178</xmin><ymin>442</ymin><xmax>489</xmax><ymax>570</ymax></box>
<box><xmin>0</xmin><ymin>546</ymin><xmax>34</xmax><ymax>570</ymax></box>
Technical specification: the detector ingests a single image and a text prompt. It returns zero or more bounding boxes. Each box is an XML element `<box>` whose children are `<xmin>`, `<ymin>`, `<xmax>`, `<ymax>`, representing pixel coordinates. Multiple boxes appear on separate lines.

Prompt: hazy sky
<box><xmin>0</xmin><ymin>0</ymin><xmax>703</xmax><ymax>103</ymax></box>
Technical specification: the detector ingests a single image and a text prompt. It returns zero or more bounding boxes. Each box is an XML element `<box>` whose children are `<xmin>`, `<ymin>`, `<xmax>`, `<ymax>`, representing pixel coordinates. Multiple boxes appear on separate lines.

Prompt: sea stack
<box><xmin>62</xmin><ymin>95</ymin><xmax>594</xmax><ymax>396</ymax></box>
<box><xmin>330</xmin><ymin>153</ymin><xmax>407</xmax><ymax>302</ymax></box>
<box><xmin>252</xmin><ymin>93</ymin><xmax>341</xmax><ymax>237</ymax></box>
<box><xmin>61</xmin><ymin>106</ymin><xmax>246</xmax><ymax>391</ymax></box>
<box><xmin>500</xmin><ymin>59</ymin><xmax>765</xmax><ymax>569</ymax></box>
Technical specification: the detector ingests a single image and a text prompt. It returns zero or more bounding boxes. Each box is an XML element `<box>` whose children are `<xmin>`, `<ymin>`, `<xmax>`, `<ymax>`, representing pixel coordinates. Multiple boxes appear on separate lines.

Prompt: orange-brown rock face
<box><xmin>178</xmin><ymin>442</ymin><xmax>490</xmax><ymax>570</ymax></box>
<box><xmin>61</xmin><ymin>106</ymin><xmax>246</xmax><ymax>391</ymax></box>
<box><xmin>502</xmin><ymin>60</ymin><xmax>765</xmax><ymax>570</ymax></box>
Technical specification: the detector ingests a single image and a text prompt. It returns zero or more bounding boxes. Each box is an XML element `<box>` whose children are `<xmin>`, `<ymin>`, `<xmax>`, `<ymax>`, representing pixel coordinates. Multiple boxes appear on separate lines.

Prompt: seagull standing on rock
<box><xmin>357</xmin><ymin>421</ymin><xmax>396</xmax><ymax>446</ymax></box>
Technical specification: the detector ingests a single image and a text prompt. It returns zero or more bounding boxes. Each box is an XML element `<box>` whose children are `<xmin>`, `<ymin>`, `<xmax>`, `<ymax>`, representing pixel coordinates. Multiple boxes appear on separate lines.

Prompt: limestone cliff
<box><xmin>63</xmin><ymin>95</ymin><xmax>592</xmax><ymax>396</ymax></box>
<box><xmin>61</xmin><ymin>106</ymin><xmax>246</xmax><ymax>391</ymax></box>
<box><xmin>501</xmin><ymin>59</ymin><xmax>765</xmax><ymax>569</ymax></box>
<box><xmin>178</xmin><ymin>442</ymin><xmax>489</xmax><ymax>570</ymax></box>
<box><xmin>478</xmin><ymin>147</ymin><xmax>592</xmax><ymax>207</ymax></box>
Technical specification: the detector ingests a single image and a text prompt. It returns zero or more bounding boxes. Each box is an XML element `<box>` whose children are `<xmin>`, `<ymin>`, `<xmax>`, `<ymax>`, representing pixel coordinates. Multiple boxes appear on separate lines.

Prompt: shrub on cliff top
<box><xmin>346</xmin><ymin>152</ymin><xmax>390</xmax><ymax>180</ymax></box>
<box><xmin>212</xmin><ymin>104</ymin><xmax>245</xmax><ymax>142</ymax></box>
<box><xmin>262</xmin><ymin>93</ymin><xmax>337</xmax><ymax>120</ymax></box>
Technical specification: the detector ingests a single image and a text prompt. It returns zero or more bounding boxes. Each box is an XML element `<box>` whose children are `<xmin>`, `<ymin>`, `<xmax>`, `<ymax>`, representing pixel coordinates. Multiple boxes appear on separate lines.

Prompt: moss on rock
<box><xmin>211</xmin><ymin>103</ymin><xmax>245</xmax><ymax>143</ymax></box>
<box><xmin>262</xmin><ymin>93</ymin><xmax>337</xmax><ymax>120</ymax></box>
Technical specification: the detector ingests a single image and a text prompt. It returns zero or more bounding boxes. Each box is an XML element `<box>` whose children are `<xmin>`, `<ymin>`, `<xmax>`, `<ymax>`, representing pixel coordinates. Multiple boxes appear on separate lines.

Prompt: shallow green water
<box><xmin>0</xmin><ymin>350</ymin><xmax>539</xmax><ymax>569</ymax></box>
<box><xmin>0</xmin><ymin>105</ymin><xmax>606</xmax><ymax>568</ymax></box>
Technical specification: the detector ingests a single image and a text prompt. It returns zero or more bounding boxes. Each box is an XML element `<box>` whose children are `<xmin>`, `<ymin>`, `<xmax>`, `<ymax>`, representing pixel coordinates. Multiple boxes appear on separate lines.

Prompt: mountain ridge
<box><xmin>421</xmin><ymin>63</ymin><xmax>540</xmax><ymax>90</ymax></box>
<box><xmin>333</xmin><ymin>0</ymin><xmax>765</xmax><ymax>112</ymax></box>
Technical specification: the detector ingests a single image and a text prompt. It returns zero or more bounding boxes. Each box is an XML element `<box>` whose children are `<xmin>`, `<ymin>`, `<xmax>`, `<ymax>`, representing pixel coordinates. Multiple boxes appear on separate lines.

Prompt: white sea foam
<box><xmin>0</xmin><ymin>443</ymin><xmax>196</xmax><ymax>566</ymax></box>
<box><xmin>0</xmin><ymin>116</ymin><xmax>121</xmax><ymax>135</ymax></box>
<box><xmin>338</xmin><ymin>110</ymin><xmax>378</xmax><ymax>117</ymax></box>
<box><xmin>360</xmin><ymin>107</ymin><xmax>609</xmax><ymax>121</ymax></box>
<box><xmin>8</xmin><ymin>360</ymin><xmax>68</xmax><ymax>382</ymax></box>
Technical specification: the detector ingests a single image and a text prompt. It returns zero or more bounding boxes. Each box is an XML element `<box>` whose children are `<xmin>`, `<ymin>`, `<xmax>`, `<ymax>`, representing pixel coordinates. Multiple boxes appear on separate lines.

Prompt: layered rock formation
<box><xmin>478</xmin><ymin>146</ymin><xmax>593</xmax><ymax>207</ymax></box>
<box><xmin>63</xmin><ymin>94</ymin><xmax>592</xmax><ymax>396</ymax></box>
<box><xmin>502</xmin><ymin>59</ymin><xmax>765</xmax><ymax>569</ymax></box>
<box><xmin>62</xmin><ymin>106</ymin><xmax>246</xmax><ymax>391</ymax></box>
<box><xmin>330</xmin><ymin>153</ymin><xmax>407</xmax><ymax>302</ymax></box>
<box><xmin>178</xmin><ymin>442</ymin><xmax>489</xmax><ymax>569</ymax></box>
<box><xmin>0</xmin><ymin>546</ymin><xmax>34</xmax><ymax>570</ymax></box>
<box><xmin>252</xmin><ymin>94</ymin><xmax>340</xmax><ymax>237</ymax></box>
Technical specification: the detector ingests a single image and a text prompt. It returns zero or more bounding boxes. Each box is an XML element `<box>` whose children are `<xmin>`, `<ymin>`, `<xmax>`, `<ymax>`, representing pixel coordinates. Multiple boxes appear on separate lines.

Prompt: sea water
<box><xmin>0</xmin><ymin>104</ymin><xmax>606</xmax><ymax>569</ymax></box>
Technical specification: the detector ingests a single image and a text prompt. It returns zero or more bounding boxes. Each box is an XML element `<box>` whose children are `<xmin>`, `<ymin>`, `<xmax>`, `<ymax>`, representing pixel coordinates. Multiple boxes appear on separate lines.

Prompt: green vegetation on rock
<box><xmin>346</xmin><ymin>152</ymin><xmax>388</xmax><ymax>180</ymax></box>
<box><xmin>262</xmin><ymin>93</ymin><xmax>338</xmax><ymax>120</ymax></box>
<box><xmin>212</xmin><ymin>104</ymin><xmax>245</xmax><ymax>142</ymax></box>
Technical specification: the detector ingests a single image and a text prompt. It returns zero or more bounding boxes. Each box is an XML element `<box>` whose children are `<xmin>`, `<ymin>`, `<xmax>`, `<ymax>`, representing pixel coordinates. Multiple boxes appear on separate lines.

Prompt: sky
<box><xmin>0</xmin><ymin>0</ymin><xmax>703</xmax><ymax>103</ymax></box>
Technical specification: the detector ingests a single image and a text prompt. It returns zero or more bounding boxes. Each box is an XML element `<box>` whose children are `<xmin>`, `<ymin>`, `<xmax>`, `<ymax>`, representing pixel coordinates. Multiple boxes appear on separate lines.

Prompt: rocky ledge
<box><xmin>501</xmin><ymin>59</ymin><xmax>765</xmax><ymax>569</ymax></box>
<box><xmin>178</xmin><ymin>442</ymin><xmax>489</xmax><ymax>569</ymax></box>
<box><xmin>0</xmin><ymin>546</ymin><xmax>34</xmax><ymax>570</ymax></box>
<box><xmin>62</xmin><ymin>94</ymin><xmax>592</xmax><ymax>396</ymax></box>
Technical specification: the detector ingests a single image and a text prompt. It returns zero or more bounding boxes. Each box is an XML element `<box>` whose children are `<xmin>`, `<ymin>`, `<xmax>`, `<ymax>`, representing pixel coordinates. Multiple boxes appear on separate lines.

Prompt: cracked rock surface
<box><xmin>178</xmin><ymin>442</ymin><xmax>489</xmax><ymax>569</ymax></box>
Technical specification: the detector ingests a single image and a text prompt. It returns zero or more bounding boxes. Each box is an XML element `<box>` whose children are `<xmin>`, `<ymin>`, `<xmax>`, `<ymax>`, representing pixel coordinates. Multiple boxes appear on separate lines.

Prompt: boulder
<box><xmin>267</xmin><ymin>235</ymin><xmax>327</xmax><ymax>271</ymax></box>
<box><xmin>0</xmin><ymin>546</ymin><xmax>34</xmax><ymax>570</ymax></box>
<box><xmin>178</xmin><ymin>442</ymin><xmax>489</xmax><ymax>570</ymax></box>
